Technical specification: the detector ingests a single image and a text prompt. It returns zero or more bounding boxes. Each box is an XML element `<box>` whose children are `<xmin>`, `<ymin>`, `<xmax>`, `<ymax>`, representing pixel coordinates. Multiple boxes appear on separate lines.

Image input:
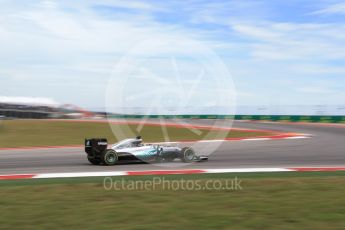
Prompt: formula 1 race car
<box><xmin>85</xmin><ymin>136</ymin><xmax>208</xmax><ymax>165</ymax></box>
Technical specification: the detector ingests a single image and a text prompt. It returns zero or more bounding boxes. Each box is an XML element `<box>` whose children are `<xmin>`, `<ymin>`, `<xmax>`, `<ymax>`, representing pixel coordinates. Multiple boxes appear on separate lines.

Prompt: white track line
<box><xmin>34</xmin><ymin>171</ymin><xmax>126</xmax><ymax>179</ymax></box>
<box><xmin>204</xmin><ymin>168</ymin><xmax>293</xmax><ymax>173</ymax></box>
<box><xmin>2</xmin><ymin>167</ymin><xmax>345</xmax><ymax>180</ymax></box>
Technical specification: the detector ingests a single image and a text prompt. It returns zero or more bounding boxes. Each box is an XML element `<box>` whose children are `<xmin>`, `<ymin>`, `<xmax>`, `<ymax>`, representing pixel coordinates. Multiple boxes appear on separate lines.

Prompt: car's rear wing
<box><xmin>85</xmin><ymin>138</ymin><xmax>108</xmax><ymax>155</ymax></box>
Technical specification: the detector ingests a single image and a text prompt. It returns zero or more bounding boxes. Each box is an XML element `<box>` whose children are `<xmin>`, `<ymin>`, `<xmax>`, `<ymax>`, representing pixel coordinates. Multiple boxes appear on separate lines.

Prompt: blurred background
<box><xmin>1</xmin><ymin>0</ymin><xmax>345</xmax><ymax>117</ymax></box>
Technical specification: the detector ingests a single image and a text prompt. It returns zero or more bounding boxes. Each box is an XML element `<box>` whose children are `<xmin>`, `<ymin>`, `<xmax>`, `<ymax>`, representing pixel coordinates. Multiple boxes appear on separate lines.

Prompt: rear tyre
<box><xmin>101</xmin><ymin>149</ymin><xmax>118</xmax><ymax>166</ymax></box>
<box><xmin>180</xmin><ymin>147</ymin><xmax>195</xmax><ymax>163</ymax></box>
<box><xmin>87</xmin><ymin>156</ymin><xmax>101</xmax><ymax>165</ymax></box>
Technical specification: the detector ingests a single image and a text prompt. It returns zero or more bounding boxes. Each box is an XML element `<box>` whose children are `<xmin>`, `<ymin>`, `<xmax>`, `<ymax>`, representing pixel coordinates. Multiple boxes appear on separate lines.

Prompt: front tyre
<box><xmin>101</xmin><ymin>149</ymin><xmax>118</xmax><ymax>166</ymax></box>
<box><xmin>180</xmin><ymin>147</ymin><xmax>196</xmax><ymax>163</ymax></box>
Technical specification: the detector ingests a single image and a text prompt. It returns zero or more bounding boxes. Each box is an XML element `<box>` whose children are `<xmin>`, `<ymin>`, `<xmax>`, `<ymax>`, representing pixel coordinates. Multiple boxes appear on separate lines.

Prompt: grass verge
<box><xmin>1</xmin><ymin>172</ymin><xmax>345</xmax><ymax>229</ymax></box>
<box><xmin>0</xmin><ymin>120</ymin><xmax>273</xmax><ymax>148</ymax></box>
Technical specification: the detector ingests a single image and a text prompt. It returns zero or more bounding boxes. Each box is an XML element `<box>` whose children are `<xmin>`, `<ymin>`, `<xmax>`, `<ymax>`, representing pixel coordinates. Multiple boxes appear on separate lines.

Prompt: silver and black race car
<box><xmin>85</xmin><ymin>136</ymin><xmax>208</xmax><ymax>165</ymax></box>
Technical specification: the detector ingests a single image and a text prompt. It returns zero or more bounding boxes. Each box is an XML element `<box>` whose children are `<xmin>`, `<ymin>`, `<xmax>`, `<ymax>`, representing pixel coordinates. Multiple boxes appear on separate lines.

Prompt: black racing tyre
<box><xmin>101</xmin><ymin>149</ymin><xmax>118</xmax><ymax>166</ymax></box>
<box><xmin>180</xmin><ymin>147</ymin><xmax>195</xmax><ymax>163</ymax></box>
<box><xmin>87</xmin><ymin>156</ymin><xmax>101</xmax><ymax>165</ymax></box>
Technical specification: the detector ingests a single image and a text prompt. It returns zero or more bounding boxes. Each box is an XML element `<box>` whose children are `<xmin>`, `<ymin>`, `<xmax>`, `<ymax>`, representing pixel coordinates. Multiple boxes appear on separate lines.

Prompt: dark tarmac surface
<box><xmin>1</xmin><ymin>120</ymin><xmax>344</xmax><ymax>174</ymax></box>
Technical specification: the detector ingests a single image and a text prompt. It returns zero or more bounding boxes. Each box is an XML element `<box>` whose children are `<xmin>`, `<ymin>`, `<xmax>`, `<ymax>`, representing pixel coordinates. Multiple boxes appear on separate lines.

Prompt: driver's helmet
<box><xmin>132</xmin><ymin>136</ymin><xmax>143</xmax><ymax>147</ymax></box>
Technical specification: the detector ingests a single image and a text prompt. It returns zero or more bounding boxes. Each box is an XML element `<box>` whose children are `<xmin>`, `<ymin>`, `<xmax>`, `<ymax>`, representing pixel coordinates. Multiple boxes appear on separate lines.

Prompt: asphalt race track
<box><xmin>1</xmin><ymin>120</ymin><xmax>345</xmax><ymax>174</ymax></box>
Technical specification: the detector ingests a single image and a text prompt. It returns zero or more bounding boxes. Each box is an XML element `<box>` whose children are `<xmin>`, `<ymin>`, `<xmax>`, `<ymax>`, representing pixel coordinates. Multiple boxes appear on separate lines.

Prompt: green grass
<box><xmin>1</xmin><ymin>172</ymin><xmax>345</xmax><ymax>229</ymax></box>
<box><xmin>0</xmin><ymin>120</ymin><xmax>271</xmax><ymax>148</ymax></box>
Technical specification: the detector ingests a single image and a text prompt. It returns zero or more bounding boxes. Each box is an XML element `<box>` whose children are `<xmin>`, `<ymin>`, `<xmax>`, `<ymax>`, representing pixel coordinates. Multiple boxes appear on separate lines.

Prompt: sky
<box><xmin>0</xmin><ymin>0</ymin><xmax>345</xmax><ymax>114</ymax></box>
